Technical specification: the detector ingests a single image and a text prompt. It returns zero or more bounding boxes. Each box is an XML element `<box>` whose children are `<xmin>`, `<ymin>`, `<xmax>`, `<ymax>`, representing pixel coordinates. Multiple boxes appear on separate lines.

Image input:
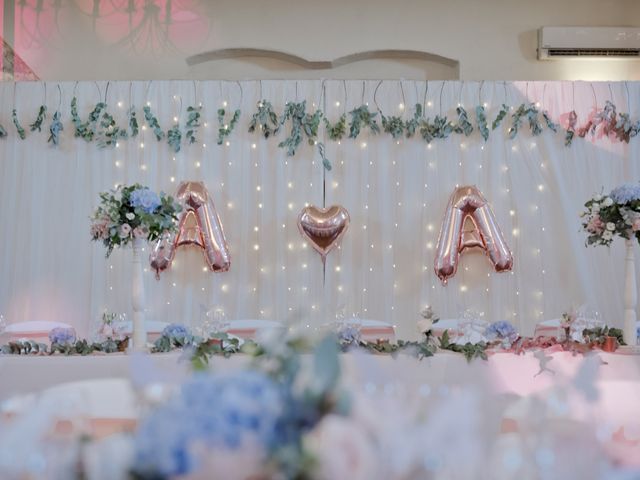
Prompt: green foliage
<box><xmin>184</xmin><ymin>105</ymin><xmax>202</xmax><ymax>145</ymax></box>
<box><xmin>582</xmin><ymin>326</ymin><xmax>625</xmax><ymax>346</ymax></box>
<box><xmin>508</xmin><ymin>104</ymin><xmax>526</xmax><ymax>139</ymax></box>
<box><xmin>96</xmin><ymin>108</ymin><xmax>128</xmax><ymax>148</ymax></box>
<box><xmin>12</xmin><ymin>109</ymin><xmax>26</xmax><ymax>140</ymax></box>
<box><xmin>278</xmin><ymin>101</ymin><xmax>309</xmax><ymax>156</ymax></box>
<box><xmin>348</xmin><ymin>105</ymin><xmax>380</xmax><ymax>138</ymax></box>
<box><xmin>1</xmin><ymin>340</ymin><xmax>47</xmax><ymax>355</ymax></box>
<box><xmin>475</xmin><ymin>105</ymin><xmax>489</xmax><ymax>141</ymax></box>
<box><xmin>48</xmin><ymin>111</ymin><xmax>63</xmax><ymax>146</ymax></box>
<box><xmin>0</xmin><ymin>124</ymin><xmax>6</xmax><ymax>138</ymax></box>
<box><xmin>323</xmin><ymin>114</ymin><xmax>347</xmax><ymax>141</ymax></box>
<box><xmin>142</xmin><ymin>105</ymin><xmax>165</xmax><ymax>141</ymax></box>
<box><xmin>128</xmin><ymin>107</ymin><xmax>139</xmax><ymax>137</ymax></box>
<box><xmin>70</xmin><ymin>98</ymin><xmax>106</xmax><ymax>142</ymax></box>
<box><xmin>405</xmin><ymin>103</ymin><xmax>423</xmax><ymax>138</ymax></box>
<box><xmin>438</xmin><ymin>330</ymin><xmax>488</xmax><ymax>362</ymax></box>
<box><xmin>30</xmin><ymin>105</ymin><xmax>47</xmax><ymax>132</ymax></box>
<box><xmin>217</xmin><ymin>108</ymin><xmax>241</xmax><ymax>145</ymax></box>
<box><xmin>278</xmin><ymin>101</ymin><xmax>331</xmax><ymax>170</ymax></box>
<box><xmin>454</xmin><ymin>106</ymin><xmax>473</xmax><ymax>136</ymax></box>
<box><xmin>381</xmin><ymin>113</ymin><xmax>405</xmax><ymax>139</ymax></box>
<box><xmin>431</xmin><ymin>115</ymin><xmax>454</xmax><ymax>139</ymax></box>
<box><xmin>167</xmin><ymin>123</ymin><xmax>182</xmax><ymax>153</ymax></box>
<box><xmin>492</xmin><ymin>104</ymin><xmax>509</xmax><ymax>130</ymax></box>
<box><xmin>248</xmin><ymin>100</ymin><xmax>280</xmax><ymax>139</ymax></box>
<box><xmin>542</xmin><ymin>111</ymin><xmax>558</xmax><ymax>133</ymax></box>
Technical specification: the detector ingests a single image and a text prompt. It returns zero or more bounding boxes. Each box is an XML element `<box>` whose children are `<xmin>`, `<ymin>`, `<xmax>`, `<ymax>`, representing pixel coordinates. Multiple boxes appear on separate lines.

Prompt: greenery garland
<box><xmin>4</xmin><ymin>96</ymin><xmax>640</xmax><ymax>159</ymax></box>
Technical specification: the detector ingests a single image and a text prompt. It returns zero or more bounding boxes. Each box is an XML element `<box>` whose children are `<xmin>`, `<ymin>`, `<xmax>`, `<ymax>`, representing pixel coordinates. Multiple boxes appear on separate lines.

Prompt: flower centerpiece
<box><xmin>581</xmin><ymin>183</ymin><xmax>640</xmax><ymax>346</ymax></box>
<box><xmin>90</xmin><ymin>184</ymin><xmax>181</xmax><ymax>256</ymax></box>
<box><xmin>91</xmin><ymin>184</ymin><xmax>181</xmax><ymax>350</ymax></box>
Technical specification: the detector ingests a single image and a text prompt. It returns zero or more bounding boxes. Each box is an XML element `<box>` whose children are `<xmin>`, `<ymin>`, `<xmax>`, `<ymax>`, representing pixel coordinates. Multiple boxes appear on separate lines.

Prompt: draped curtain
<box><xmin>0</xmin><ymin>80</ymin><xmax>638</xmax><ymax>339</ymax></box>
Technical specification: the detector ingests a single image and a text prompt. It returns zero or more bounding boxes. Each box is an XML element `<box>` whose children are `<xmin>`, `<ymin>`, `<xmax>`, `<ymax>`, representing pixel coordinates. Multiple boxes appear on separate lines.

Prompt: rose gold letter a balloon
<box><xmin>150</xmin><ymin>181</ymin><xmax>230</xmax><ymax>279</ymax></box>
<box><xmin>434</xmin><ymin>185</ymin><xmax>513</xmax><ymax>284</ymax></box>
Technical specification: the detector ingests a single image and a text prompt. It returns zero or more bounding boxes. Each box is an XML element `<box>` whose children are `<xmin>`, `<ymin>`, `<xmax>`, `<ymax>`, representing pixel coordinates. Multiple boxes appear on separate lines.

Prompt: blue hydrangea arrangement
<box><xmin>90</xmin><ymin>183</ymin><xmax>181</xmax><ymax>256</ymax></box>
<box><xmin>133</xmin><ymin>371</ymin><xmax>284</xmax><ymax>477</ymax></box>
<box><xmin>48</xmin><ymin>327</ymin><xmax>77</xmax><ymax>346</ymax></box>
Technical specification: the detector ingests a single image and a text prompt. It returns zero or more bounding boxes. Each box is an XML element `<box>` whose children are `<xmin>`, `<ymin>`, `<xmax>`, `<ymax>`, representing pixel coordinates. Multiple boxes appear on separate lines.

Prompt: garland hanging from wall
<box><xmin>1</xmin><ymin>83</ymin><xmax>639</xmax><ymax>172</ymax></box>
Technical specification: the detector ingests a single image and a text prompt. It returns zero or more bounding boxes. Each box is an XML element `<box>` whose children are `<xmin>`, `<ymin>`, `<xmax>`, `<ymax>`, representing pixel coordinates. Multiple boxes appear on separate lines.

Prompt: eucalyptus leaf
<box><xmin>248</xmin><ymin>100</ymin><xmax>280</xmax><ymax>139</ymax></box>
<box><xmin>217</xmin><ymin>108</ymin><xmax>241</xmax><ymax>145</ymax></box>
<box><xmin>492</xmin><ymin>104</ymin><xmax>509</xmax><ymax>130</ymax></box>
<box><xmin>128</xmin><ymin>107</ymin><xmax>139</xmax><ymax>137</ymax></box>
<box><xmin>143</xmin><ymin>105</ymin><xmax>165</xmax><ymax>141</ymax></box>
<box><xmin>323</xmin><ymin>114</ymin><xmax>347</xmax><ymax>141</ymax></box>
<box><xmin>454</xmin><ymin>106</ymin><xmax>473</xmax><ymax>136</ymax></box>
<box><xmin>0</xmin><ymin>124</ymin><xmax>7</xmax><ymax>138</ymax></box>
<box><xmin>476</xmin><ymin>105</ymin><xmax>489</xmax><ymax>141</ymax></box>
<box><xmin>12</xmin><ymin>109</ymin><xmax>26</xmax><ymax>140</ymax></box>
<box><xmin>405</xmin><ymin>103</ymin><xmax>423</xmax><ymax>138</ymax></box>
<box><xmin>167</xmin><ymin>123</ymin><xmax>182</xmax><ymax>153</ymax></box>
<box><xmin>381</xmin><ymin>113</ymin><xmax>405</xmax><ymax>139</ymax></box>
<box><xmin>348</xmin><ymin>105</ymin><xmax>380</xmax><ymax>138</ymax></box>
<box><xmin>30</xmin><ymin>105</ymin><xmax>47</xmax><ymax>132</ymax></box>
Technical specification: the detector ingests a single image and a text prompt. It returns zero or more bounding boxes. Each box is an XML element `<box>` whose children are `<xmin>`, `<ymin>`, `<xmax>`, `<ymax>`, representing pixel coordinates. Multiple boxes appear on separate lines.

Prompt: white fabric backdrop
<box><xmin>0</xmin><ymin>80</ymin><xmax>638</xmax><ymax>339</ymax></box>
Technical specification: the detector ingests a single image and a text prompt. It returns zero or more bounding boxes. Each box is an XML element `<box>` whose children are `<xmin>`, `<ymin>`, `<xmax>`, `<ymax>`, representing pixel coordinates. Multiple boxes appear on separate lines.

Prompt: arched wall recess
<box><xmin>185</xmin><ymin>48</ymin><xmax>460</xmax><ymax>80</ymax></box>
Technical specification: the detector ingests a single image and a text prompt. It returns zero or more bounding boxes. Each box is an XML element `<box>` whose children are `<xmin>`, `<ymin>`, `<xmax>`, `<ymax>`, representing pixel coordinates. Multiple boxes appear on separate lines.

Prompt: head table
<box><xmin>1</xmin><ymin>351</ymin><xmax>639</xmax><ymax>430</ymax></box>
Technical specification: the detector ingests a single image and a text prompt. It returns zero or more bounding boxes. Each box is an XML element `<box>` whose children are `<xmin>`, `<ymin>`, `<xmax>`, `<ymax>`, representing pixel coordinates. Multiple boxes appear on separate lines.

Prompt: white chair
<box><xmin>3</xmin><ymin>321</ymin><xmax>74</xmax><ymax>344</ymax></box>
<box><xmin>118</xmin><ymin>320</ymin><xmax>169</xmax><ymax>342</ymax></box>
<box><xmin>226</xmin><ymin>319</ymin><xmax>285</xmax><ymax>340</ymax></box>
<box><xmin>533</xmin><ymin>318</ymin><xmax>565</xmax><ymax>339</ymax></box>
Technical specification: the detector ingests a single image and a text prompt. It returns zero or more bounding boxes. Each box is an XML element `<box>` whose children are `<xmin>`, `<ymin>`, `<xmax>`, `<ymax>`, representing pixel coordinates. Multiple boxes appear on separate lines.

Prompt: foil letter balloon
<box><xmin>150</xmin><ymin>181</ymin><xmax>230</xmax><ymax>279</ymax></box>
<box><xmin>434</xmin><ymin>185</ymin><xmax>513</xmax><ymax>284</ymax></box>
<box><xmin>298</xmin><ymin>205</ymin><xmax>350</xmax><ymax>265</ymax></box>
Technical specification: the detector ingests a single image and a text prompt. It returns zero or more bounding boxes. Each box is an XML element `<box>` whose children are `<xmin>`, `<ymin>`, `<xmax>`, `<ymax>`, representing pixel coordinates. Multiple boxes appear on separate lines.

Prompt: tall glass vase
<box><xmin>131</xmin><ymin>238</ymin><xmax>147</xmax><ymax>350</ymax></box>
<box><xmin>623</xmin><ymin>239</ymin><xmax>638</xmax><ymax>346</ymax></box>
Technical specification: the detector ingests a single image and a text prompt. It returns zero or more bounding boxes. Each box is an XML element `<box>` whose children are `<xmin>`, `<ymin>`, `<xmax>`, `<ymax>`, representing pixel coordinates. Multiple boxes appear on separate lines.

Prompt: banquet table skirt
<box><xmin>2</xmin><ymin>351</ymin><xmax>640</xmax><ymax>406</ymax></box>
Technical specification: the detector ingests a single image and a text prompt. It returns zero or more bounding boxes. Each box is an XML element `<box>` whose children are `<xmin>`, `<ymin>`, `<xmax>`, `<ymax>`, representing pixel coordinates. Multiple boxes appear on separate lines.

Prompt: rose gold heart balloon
<box><xmin>298</xmin><ymin>205</ymin><xmax>350</xmax><ymax>264</ymax></box>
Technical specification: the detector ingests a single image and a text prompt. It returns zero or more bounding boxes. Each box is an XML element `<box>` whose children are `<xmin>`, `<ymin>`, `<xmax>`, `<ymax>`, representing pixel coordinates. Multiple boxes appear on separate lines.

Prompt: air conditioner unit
<box><xmin>538</xmin><ymin>26</ymin><xmax>640</xmax><ymax>59</ymax></box>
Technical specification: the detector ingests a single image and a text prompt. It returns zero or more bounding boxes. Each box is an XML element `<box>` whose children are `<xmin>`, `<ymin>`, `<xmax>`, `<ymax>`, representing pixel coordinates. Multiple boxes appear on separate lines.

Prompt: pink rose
<box><xmin>100</xmin><ymin>323</ymin><xmax>114</xmax><ymax>338</ymax></box>
<box><xmin>133</xmin><ymin>226</ymin><xmax>149</xmax><ymax>239</ymax></box>
<box><xmin>632</xmin><ymin>219</ymin><xmax>640</xmax><ymax>232</ymax></box>
<box><xmin>90</xmin><ymin>219</ymin><xmax>110</xmax><ymax>240</ymax></box>
<box><xmin>586</xmin><ymin>215</ymin><xmax>604</xmax><ymax>234</ymax></box>
<box><xmin>119</xmin><ymin>223</ymin><xmax>132</xmax><ymax>238</ymax></box>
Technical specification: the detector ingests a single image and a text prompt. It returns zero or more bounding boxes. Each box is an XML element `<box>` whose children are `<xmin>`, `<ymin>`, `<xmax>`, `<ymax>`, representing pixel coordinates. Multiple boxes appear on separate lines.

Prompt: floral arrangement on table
<box><xmin>131</xmin><ymin>335</ymin><xmax>346</xmax><ymax>480</ymax></box>
<box><xmin>581</xmin><ymin>183</ymin><xmax>640</xmax><ymax>247</ymax></box>
<box><xmin>90</xmin><ymin>184</ymin><xmax>181</xmax><ymax>256</ymax></box>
